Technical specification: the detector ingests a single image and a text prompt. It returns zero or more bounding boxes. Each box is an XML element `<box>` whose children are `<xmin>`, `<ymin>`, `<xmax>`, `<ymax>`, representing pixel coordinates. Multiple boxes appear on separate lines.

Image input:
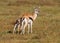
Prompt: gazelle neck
<box><xmin>33</xmin><ymin>8</ymin><xmax>39</xmax><ymax>20</ymax></box>
<box><xmin>33</xmin><ymin>12</ymin><xmax>38</xmax><ymax>21</ymax></box>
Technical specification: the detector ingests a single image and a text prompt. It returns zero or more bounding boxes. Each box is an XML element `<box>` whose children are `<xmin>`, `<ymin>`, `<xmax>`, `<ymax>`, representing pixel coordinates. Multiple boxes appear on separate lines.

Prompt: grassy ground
<box><xmin>0</xmin><ymin>0</ymin><xmax>60</xmax><ymax>43</ymax></box>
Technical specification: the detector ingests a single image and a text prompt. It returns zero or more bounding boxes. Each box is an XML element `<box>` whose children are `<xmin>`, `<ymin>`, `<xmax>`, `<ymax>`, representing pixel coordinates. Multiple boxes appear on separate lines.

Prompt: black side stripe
<box><xmin>29</xmin><ymin>17</ymin><xmax>33</xmax><ymax>21</ymax></box>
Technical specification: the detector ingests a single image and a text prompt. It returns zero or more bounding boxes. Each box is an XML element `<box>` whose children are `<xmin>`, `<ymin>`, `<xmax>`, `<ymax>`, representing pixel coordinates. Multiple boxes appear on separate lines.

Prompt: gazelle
<box><xmin>13</xmin><ymin>7</ymin><xmax>40</xmax><ymax>34</ymax></box>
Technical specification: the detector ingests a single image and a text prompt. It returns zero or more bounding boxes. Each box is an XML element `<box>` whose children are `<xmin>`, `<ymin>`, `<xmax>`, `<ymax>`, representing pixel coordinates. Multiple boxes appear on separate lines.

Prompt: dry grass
<box><xmin>0</xmin><ymin>0</ymin><xmax>60</xmax><ymax>43</ymax></box>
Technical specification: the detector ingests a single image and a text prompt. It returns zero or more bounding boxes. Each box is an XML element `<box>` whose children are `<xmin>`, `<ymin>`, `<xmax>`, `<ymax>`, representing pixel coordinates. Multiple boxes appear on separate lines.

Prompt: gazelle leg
<box><xmin>22</xmin><ymin>22</ymin><xmax>27</xmax><ymax>34</ymax></box>
<box><xmin>20</xmin><ymin>21</ymin><xmax>24</xmax><ymax>34</ymax></box>
<box><xmin>30</xmin><ymin>21</ymin><xmax>33</xmax><ymax>33</ymax></box>
<box><xmin>28</xmin><ymin>20</ymin><xmax>33</xmax><ymax>34</ymax></box>
<box><xmin>17</xmin><ymin>24</ymin><xmax>20</xmax><ymax>34</ymax></box>
<box><xmin>21</xmin><ymin>20</ymin><xmax>27</xmax><ymax>34</ymax></box>
<box><xmin>28</xmin><ymin>23</ymin><xmax>30</xmax><ymax>34</ymax></box>
<box><xmin>13</xmin><ymin>24</ymin><xmax>18</xmax><ymax>34</ymax></box>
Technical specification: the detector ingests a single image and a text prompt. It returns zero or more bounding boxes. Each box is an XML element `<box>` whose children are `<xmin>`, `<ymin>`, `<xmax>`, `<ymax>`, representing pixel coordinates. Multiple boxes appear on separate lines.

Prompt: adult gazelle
<box><xmin>13</xmin><ymin>7</ymin><xmax>40</xmax><ymax>34</ymax></box>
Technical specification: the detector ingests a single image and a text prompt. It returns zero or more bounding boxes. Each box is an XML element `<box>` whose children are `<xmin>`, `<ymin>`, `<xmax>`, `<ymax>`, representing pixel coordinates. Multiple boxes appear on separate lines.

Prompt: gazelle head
<box><xmin>34</xmin><ymin>7</ymin><xmax>40</xmax><ymax>15</ymax></box>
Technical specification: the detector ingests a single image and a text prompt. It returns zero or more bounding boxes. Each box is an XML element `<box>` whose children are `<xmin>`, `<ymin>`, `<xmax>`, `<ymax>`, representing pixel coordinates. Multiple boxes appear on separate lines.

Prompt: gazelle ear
<box><xmin>34</xmin><ymin>7</ymin><xmax>37</xmax><ymax>9</ymax></box>
<box><xmin>34</xmin><ymin>6</ymin><xmax>40</xmax><ymax>9</ymax></box>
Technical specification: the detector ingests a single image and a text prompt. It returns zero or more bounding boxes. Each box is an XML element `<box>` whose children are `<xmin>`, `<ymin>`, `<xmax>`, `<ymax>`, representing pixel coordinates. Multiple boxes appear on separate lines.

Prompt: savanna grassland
<box><xmin>0</xmin><ymin>0</ymin><xmax>60</xmax><ymax>43</ymax></box>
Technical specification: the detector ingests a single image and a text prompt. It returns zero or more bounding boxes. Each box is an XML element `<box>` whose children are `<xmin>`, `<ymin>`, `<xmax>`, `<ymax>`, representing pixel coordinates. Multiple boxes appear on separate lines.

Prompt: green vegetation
<box><xmin>0</xmin><ymin>0</ymin><xmax>60</xmax><ymax>43</ymax></box>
